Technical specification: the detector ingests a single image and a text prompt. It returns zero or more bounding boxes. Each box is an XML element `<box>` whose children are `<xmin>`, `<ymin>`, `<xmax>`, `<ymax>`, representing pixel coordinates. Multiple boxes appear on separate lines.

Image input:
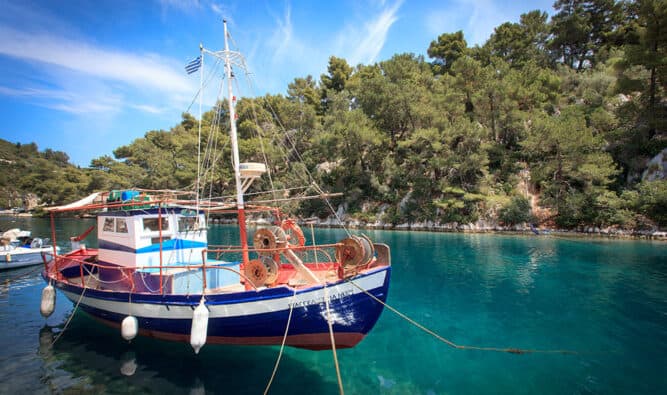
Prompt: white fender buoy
<box><xmin>190</xmin><ymin>299</ymin><xmax>209</xmax><ymax>354</ymax></box>
<box><xmin>121</xmin><ymin>316</ymin><xmax>138</xmax><ymax>341</ymax></box>
<box><xmin>40</xmin><ymin>285</ymin><xmax>56</xmax><ymax>318</ymax></box>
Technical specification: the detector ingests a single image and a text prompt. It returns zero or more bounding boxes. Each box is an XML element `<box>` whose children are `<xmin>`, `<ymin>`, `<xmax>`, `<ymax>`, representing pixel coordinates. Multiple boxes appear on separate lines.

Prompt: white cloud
<box><xmin>158</xmin><ymin>0</ymin><xmax>202</xmax><ymax>14</ymax></box>
<box><xmin>425</xmin><ymin>0</ymin><xmax>546</xmax><ymax>46</ymax></box>
<box><xmin>0</xmin><ymin>84</ymin><xmax>121</xmax><ymax>114</ymax></box>
<box><xmin>0</xmin><ymin>26</ymin><xmax>192</xmax><ymax>94</ymax></box>
<box><xmin>131</xmin><ymin>104</ymin><xmax>165</xmax><ymax>114</ymax></box>
<box><xmin>350</xmin><ymin>1</ymin><xmax>402</xmax><ymax>65</ymax></box>
<box><xmin>267</xmin><ymin>4</ymin><xmax>303</xmax><ymax>63</ymax></box>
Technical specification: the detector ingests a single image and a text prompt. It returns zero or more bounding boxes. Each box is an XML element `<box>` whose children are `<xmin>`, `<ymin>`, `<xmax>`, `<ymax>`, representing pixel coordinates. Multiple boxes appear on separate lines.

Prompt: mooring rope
<box><xmin>263</xmin><ymin>287</ymin><xmax>298</xmax><ymax>395</ymax></box>
<box><xmin>323</xmin><ymin>282</ymin><xmax>345</xmax><ymax>395</ymax></box>
<box><xmin>347</xmin><ymin>279</ymin><xmax>577</xmax><ymax>356</ymax></box>
<box><xmin>313</xmin><ymin>224</ymin><xmax>345</xmax><ymax>395</ymax></box>
<box><xmin>51</xmin><ymin>286</ymin><xmax>87</xmax><ymax>346</ymax></box>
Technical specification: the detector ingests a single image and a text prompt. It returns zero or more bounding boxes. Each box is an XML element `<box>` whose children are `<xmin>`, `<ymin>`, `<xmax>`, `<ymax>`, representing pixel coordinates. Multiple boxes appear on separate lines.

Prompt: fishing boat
<box><xmin>1</xmin><ymin>228</ymin><xmax>59</xmax><ymax>270</ymax></box>
<box><xmin>41</xmin><ymin>21</ymin><xmax>391</xmax><ymax>353</ymax></box>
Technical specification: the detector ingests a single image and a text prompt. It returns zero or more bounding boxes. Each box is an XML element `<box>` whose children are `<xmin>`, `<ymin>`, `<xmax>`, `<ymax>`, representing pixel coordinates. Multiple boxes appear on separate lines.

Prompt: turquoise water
<box><xmin>1</xmin><ymin>217</ymin><xmax>665</xmax><ymax>394</ymax></box>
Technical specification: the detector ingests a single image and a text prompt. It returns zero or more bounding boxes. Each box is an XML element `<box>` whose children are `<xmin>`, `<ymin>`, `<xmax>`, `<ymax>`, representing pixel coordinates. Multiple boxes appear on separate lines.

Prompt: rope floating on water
<box><xmin>347</xmin><ymin>280</ymin><xmax>577</xmax><ymax>356</ymax></box>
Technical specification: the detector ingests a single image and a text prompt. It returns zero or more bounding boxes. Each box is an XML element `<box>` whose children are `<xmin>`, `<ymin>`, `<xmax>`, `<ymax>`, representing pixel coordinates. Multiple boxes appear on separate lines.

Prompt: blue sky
<box><xmin>0</xmin><ymin>0</ymin><xmax>554</xmax><ymax>166</ymax></box>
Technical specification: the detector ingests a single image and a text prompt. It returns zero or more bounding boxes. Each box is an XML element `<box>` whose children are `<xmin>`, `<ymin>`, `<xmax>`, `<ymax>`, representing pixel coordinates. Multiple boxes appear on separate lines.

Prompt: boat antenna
<box><xmin>223</xmin><ymin>19</ymin><xmax>250</xmax><ymax>264</ymax></box>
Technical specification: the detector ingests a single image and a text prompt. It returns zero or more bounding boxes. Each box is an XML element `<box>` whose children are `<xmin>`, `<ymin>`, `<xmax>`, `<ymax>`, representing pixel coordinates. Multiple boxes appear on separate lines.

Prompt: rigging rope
<box><xmin>238</xmin><ymin>65</ymin><xmax>350</xmax><ymax>235</ymax></box>
<box><xmin>347</xmin><ymin>279</ymin><xmax>577</xmax><ymax>356</ymax></box>
<box><xmin>239</xmin><ymin>76</ymin><xmax>278</xmax><ymax>204</ymax></box>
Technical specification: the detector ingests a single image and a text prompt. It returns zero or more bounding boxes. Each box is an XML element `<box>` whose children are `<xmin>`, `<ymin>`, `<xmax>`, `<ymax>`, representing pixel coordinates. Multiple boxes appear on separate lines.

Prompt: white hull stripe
<box><xmin>60</xmin><ymin>270</ymin><xmax>387</xmax><ymax>319</ymax></box>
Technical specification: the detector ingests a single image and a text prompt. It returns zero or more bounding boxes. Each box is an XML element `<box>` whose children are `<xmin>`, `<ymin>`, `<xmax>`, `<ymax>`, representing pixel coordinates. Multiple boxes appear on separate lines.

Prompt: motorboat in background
<box><xmin>1</xmin><ymin>228</ymin><xmax>59</xmax><ymax>270</ymax></box>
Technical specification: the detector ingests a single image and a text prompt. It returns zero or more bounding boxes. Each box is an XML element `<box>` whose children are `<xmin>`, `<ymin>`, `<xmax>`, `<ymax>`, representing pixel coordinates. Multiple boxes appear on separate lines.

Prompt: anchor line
<box><xmin>51</xmin><ymin>286</ymin><xmax>87</xmax><ymax>346</ymax></box>
<box><xmin>347</xmin><ymin>279</ymin><xmax>577</xmax><ymax>356</ymax></box>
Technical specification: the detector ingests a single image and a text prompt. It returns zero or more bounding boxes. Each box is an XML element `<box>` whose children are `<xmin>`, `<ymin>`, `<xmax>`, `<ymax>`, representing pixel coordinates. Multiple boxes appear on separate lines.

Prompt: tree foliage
<box><xmin>1</xmin><ymin>0</ymin><xmax>665</xmax><ymax>230</ymax></box>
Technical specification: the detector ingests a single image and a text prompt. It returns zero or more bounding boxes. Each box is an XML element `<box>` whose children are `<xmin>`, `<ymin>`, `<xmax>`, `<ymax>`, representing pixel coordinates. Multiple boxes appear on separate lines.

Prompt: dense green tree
<box><xmin>427</xmin><ymin>31</ymin><xmax>468</xmax><ymax>74</ymax></box>
<box><xmin>550</xmin><ymin>0</ymin><xmax>623</xmax><ymax>70</ymax></box>
<box><xmin>486</xmin><ymin>10</ymin><xmax>551</xmax><ymax>68</ymax></box>
<box><xmin>2</xmin><ymin>1</ymin><xmax>665</xmax><ymax>230</ymax></box>
<box><xmin>320</xmin><ymin>56</ymin><xmax>352</xmax><ymax>92</ymax></box>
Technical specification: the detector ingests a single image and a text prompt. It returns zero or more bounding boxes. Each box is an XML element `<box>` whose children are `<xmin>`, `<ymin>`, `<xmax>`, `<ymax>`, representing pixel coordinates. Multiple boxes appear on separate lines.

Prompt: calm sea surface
<box><xmin>1</xmin><ymin>216</ymin><xmax>665</xmax><ymax>395</ymax></box>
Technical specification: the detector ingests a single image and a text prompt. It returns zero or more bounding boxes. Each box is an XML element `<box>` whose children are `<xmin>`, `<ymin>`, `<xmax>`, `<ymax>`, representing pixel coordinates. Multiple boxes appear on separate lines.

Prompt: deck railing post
<box><xmin>158</xmin><ymin>203</ymin><xmax>164</xmax><ymax>294</ymax></box>
<box><xmin>49</xmin><ymin>212</ymin><xmax>58</xmax><ymax>276</ymax></box>
<box><xmin>201</xmin><ymin>250</ymin><xmax>208</xmax><ymax>290</ymax></box>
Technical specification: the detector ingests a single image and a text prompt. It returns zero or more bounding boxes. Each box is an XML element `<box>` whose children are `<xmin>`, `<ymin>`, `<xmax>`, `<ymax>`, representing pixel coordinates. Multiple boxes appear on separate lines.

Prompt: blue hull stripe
<box><xmin>98</xmin><ymin>238</ymin><xmax>206</xmax><ymax>254</ymax></box>
<box><xmin>77</xmin><ymin>286</ymin><xmax>387</xmax><ymax>337</ymax></box>
<box><xmin>52</xmin><ymin>266</ymin><xmax>391</xmax><ymax>339</ymax></box>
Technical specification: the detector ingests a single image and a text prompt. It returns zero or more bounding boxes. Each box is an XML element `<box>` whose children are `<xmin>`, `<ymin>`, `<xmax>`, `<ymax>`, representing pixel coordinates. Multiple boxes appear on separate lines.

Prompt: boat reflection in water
<box><xmin>37</xmin><ymin>313</ymin><xmax>337</xmax><ymax>394</ymax></box>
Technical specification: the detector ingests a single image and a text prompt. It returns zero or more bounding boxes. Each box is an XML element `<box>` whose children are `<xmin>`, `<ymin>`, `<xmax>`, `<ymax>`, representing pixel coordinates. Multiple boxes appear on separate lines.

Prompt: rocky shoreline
<box><xmin>209</xmin><ymin>216</ymin><xmax>667</xmax><ymax>241</ymax></box>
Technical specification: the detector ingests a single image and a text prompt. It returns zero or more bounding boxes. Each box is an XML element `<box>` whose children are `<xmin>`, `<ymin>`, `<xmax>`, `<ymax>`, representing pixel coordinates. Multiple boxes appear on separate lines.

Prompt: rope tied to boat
<box><xmin>51</xmin><ymin>286</ymin><xmax>87</xmax><ymax>346</ymax></box>
<box><xmin>347</xmin><ymin>279</ymin><xmax>577</xmax><ymax>356</ymax></box>
<box><xmin>315</xmin><ymin>224</ymin><xmax>345</xmax><ymax>395</ymax></box>
<box><xmin>263</xmin><ymin>287</ymin><xmax>298</xmax><ymax>395</ymax></box>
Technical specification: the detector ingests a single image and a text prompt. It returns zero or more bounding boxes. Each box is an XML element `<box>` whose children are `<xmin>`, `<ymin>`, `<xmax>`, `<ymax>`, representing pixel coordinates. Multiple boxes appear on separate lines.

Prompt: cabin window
<box><xmin>103</xmin><ymin>217</ymin><xmax>129</xmax><ymax>234</ymax></box>
<box><xmin>116</xmin><ymin>218</ymin><xmax>128</xmax><ymax>233</ymax></box>
<box><xmin>103</xmin><ymin>218</ymin><xmax>115</xmax><ymax>232</ymax></box>
<box><xmin>143</xmin><ymin>217</ymin><xmax>169</xmax><ymax>233</ymax></box>
<box><xmin>178</xmin><ymin>217</ymin><xmax>198</xmax><ymax>232</ymax></box>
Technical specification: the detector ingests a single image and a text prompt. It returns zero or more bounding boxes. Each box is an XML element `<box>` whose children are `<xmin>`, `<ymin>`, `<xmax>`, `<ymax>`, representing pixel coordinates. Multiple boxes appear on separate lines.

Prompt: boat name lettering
<box><xmin>289</xmin><ymin>290</ymin><xmax>354</xmax><ymax>307</ymax></box>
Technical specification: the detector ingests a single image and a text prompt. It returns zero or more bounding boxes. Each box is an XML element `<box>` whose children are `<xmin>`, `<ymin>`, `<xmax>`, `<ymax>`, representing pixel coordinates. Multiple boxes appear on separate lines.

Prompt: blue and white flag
<box><xmin>185</xmin><ymin>56</ymin><xmax>202</xmax><ymax>74</ymax></box>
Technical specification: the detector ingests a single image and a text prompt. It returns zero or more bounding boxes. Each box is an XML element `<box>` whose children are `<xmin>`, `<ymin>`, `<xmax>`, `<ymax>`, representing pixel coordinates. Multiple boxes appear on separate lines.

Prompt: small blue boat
<box><xmin>1</xmin><ymin>229</ymin><xmax>59</xmax><ymax>270</ymax></box>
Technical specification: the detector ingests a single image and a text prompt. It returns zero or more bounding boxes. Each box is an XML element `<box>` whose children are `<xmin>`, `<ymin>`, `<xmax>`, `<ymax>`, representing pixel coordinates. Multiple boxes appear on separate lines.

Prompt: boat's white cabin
<box><xmin>97</xmin><ymin>208</ymin><xmax>207</xmax><ymax>269</ymax></box>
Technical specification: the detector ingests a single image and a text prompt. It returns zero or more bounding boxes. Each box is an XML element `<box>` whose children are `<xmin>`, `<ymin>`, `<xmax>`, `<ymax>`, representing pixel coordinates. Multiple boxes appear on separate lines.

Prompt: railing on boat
<box><xmin>45</xmin><ymin>242</ymin><xmax>390</xmax><ymax>295</ymax></box>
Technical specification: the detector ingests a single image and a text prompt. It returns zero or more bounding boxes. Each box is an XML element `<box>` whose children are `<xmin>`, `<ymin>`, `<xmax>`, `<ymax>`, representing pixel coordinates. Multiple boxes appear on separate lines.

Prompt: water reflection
<box><xmin>36</xmin><ymin>313</ymin><xmax>335</xmax><ymax>394</ymax></box>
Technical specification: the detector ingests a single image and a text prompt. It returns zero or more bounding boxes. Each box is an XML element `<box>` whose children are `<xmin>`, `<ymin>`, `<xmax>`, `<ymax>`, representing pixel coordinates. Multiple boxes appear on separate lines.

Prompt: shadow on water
<box><xmin>37</xmin><ymin>312</ymin><xmax>336</xmax><ymax>395</ymax></box>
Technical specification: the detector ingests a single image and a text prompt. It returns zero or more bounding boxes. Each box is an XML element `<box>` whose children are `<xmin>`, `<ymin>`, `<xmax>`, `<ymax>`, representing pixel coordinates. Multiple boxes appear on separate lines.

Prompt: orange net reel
<box><xmin>281</xmin><ymin>219</ymin><xmax>305</xmax><ymax>247</ymax></box>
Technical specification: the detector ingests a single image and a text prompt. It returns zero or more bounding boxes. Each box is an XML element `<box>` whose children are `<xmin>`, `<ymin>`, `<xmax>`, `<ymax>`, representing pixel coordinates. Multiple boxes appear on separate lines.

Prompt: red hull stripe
<box><xmin>93</xmin><ymin>316</ymin><xmax>365</xmax><ymax>350</ymax></box>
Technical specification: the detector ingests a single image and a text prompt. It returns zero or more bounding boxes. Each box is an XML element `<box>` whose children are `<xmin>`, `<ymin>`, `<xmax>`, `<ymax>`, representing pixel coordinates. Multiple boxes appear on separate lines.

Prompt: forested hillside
<box><xmin>1</xmin><ymin>0</ymin><xmax>665</xmax><ymax>230</ymax></box>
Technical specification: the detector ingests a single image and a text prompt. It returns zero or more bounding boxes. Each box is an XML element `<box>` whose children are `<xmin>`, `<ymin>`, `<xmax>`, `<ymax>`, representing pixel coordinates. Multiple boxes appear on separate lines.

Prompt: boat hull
<box><xmin>1</xmin><ymin>248</ymin><xmax>58</xmax><ymax>270</ymax></box>
<box><xmin>53</xmin><ymin>266</ymin><xmax>391</xmax><ymax>350</ymax></box>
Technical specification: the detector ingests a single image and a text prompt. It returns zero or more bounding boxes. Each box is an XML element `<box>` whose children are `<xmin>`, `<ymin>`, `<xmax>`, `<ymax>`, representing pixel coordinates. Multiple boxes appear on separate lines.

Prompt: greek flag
<box><xmin>185</xmin><ymin>56</ymin><xmax>202</xmax><ymax>74</ymax></box>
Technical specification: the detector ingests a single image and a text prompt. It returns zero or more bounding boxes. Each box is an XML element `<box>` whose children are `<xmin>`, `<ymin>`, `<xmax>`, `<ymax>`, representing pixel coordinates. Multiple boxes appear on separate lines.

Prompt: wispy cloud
<box><xmin>0</xmin><ymin>84</ymin><xmax>121</xmax><ymax>114</ymax></box>
<box><xmin>267</xmin><ymin>3</ymin><xmax>305</xmax><ymax>63</ymax></box>
<box><xmin>347</xmin><ymin>1</ymin><xmax>402</xmax><ymax>65</ymax></box>
<box><xmin>158</xmin><ymin>0</ymin><xmax>202</xmax><ymax>14</ymax></box>
<box><xmin>0</xmin><ymin>26</ymin><xmax>192</xmax><ymax>94</ymax></box>
<box><xmin>425</xmin><ymin>0</ymin><xmax>526</xmax><ymax>46</ymax></box>
<box><xmin>131</xmin><ymin>104</ymin><xmax>165</xmax><ymax>114</ymax></box>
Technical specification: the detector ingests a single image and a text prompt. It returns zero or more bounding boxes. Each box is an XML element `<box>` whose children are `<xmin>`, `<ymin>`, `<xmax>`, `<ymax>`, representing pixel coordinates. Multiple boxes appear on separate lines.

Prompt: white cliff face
<box><xmin>642</xmin><ymin>148</ymin><xmax>667</xmax><ymax>182</ymax></box>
